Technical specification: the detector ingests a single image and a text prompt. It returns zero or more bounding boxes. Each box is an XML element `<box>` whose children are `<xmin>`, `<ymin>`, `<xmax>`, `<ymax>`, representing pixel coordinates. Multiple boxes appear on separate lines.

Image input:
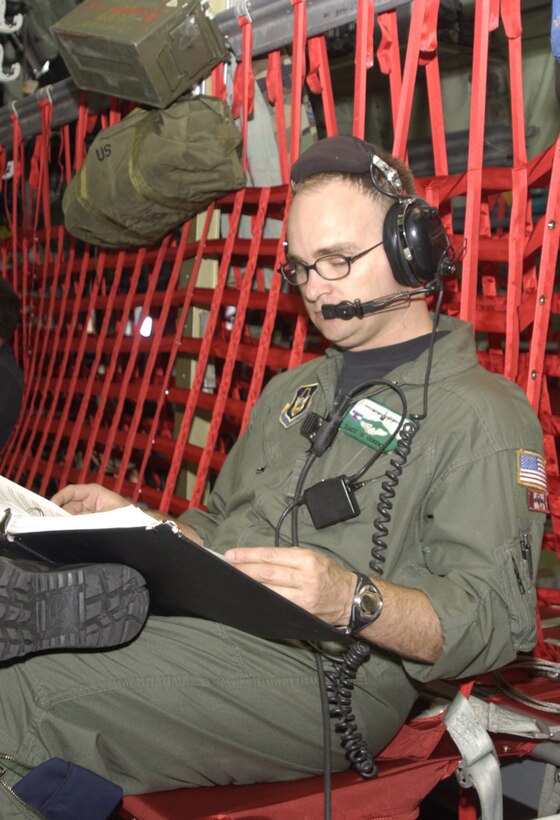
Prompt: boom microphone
<box><xmin>321</xmin><ymin>282</ymin><xmax>440</xmax><ymax>321</ymax></box>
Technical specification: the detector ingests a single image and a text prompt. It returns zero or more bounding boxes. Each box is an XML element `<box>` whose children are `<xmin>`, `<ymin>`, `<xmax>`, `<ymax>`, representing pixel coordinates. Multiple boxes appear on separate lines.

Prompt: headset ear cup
<box><xmin>382</xmin><ymin>201</ymin><xmax>419</xmax><ymax>287</ymax></box>
<box><xmin>383</xmin><ymin>198</ymin><xmax>452</xmax><ymax>287</ymax></box>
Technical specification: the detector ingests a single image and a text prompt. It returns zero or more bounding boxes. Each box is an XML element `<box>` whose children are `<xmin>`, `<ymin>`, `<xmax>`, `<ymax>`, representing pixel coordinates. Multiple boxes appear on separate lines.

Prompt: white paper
<box><xmin>0</xmin><ymin>475</ymin><xmax>158</xmax><ymax>535</ymax></box>
<box><xmin>0</xmin><ymin>474</ymin><xmax>69</xmax><ymax>518</ymax></box>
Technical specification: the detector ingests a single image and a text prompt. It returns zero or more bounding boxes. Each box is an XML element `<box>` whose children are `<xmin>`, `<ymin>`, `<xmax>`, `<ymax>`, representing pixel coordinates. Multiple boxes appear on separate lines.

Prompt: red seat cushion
<box><xmin>119</xmin><ymin>717</ymin><xmax>459</xmax><ymax>820</ymax></box>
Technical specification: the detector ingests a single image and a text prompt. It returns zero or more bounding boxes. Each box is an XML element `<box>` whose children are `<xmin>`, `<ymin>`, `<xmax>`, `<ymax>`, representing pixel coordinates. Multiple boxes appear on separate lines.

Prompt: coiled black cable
<box><xmin>323</xmin><ymin>640</ymin><xmax>377</xmax><ymax>778</ymax></box>
<box><xmin>272</xmin><ymin>296</ymin><xmax>443</xmax><ymax>819</ymax></box>
<box><xmin>369</xmin><ymin>420</ymin><xmax>418</xmax><ymax>575</ymax></box>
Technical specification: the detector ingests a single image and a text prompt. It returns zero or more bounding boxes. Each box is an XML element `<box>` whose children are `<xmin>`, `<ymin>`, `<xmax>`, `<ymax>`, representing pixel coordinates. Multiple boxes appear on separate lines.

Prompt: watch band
<box><xmin>346</xmin><ymin>572</ymin><xmax>383</xmax><ymax>635</ymax></box>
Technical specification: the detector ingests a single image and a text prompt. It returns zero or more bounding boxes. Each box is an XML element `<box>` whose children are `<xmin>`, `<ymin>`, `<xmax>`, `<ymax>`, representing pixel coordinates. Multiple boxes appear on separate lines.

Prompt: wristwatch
<box><xmin>346</xmin><ymin>572</ymin><xmax>383</xmax><ymax>635</ymax></box>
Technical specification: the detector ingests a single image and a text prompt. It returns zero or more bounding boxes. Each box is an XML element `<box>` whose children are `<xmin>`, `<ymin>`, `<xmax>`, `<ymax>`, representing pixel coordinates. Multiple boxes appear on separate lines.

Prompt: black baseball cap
<box><xmin>290</xmin><ymin>135</ymin><xmax>380</xmax><ymax>183</ymax></box>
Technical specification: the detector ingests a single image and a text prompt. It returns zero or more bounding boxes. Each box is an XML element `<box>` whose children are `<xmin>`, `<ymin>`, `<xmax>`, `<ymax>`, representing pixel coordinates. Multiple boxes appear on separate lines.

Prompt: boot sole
<box><xmin>0</xmin><ymin>559</ymin><xmax>149</xmax><ymax>661</ymax></box>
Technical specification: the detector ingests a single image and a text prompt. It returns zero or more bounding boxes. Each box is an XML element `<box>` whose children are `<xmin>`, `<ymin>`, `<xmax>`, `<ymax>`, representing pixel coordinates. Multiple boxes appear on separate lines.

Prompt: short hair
<box><xmin>0</xmin><ymin>278</ymin><xmax>20</xmax><ymax>341</ymax></box>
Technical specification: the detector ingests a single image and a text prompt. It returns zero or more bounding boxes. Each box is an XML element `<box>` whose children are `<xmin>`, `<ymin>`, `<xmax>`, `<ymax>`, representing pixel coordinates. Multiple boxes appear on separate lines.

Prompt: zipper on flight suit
<box><xmin>520</xmin><ymin>530</ymin><xmax>534</xmax><ymax>579</ymax></box>
<box><xmin>0</xmin><ymin>755</ymin><xmax>47</xmax><ymax>818</ymax></box>
<box><xmin>511</xmin><ymin>556</ymin><xmax>526</xmax><ymax>595</ymax></box>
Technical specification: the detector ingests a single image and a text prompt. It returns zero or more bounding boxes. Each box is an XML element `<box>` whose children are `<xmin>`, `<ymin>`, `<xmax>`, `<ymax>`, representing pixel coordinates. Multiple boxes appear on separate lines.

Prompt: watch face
<box><xmin>360</xmin><ymin>590</ymin><xmax>380</xmax><ymax>617</ymax></box>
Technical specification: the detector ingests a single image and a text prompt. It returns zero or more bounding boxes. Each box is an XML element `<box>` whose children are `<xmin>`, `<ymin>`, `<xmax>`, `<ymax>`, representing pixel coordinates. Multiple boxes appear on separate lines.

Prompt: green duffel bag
<box><xmin>63</xmin><ymin>95</ymin><xmax>246</xmax><ymax>248</ymax></box>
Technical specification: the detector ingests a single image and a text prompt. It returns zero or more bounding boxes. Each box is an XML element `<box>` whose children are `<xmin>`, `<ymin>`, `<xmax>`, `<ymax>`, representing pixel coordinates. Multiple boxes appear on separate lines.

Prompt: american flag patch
<box><xmin>517</xmin><ymin>449</ymin><xmax>547</xmax><ymax>491</ymax></box>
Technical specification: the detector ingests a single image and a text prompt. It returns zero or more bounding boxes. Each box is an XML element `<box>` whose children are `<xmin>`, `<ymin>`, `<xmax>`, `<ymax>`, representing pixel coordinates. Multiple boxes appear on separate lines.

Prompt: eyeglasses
<box><xmin>278</xmin><ymin>240</ymin><xmax>384</xmax><ymax>287</ymax></box>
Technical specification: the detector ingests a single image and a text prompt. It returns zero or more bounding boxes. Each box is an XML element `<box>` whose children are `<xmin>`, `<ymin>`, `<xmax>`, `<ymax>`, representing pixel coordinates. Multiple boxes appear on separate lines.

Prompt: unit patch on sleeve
<box><xmin>527</xmin><ymin>489</ymin><xmax>549</xmax><ymax>514</ymax></box>
<box><xmin>279</xmin><ymin>383</ymin><xmax>319</xmax><ymax>429</ymax></box>
<box><xmin>340</xmin><ymin>398</ymin><xmax>407</xmax><ymax>452</ymax></box>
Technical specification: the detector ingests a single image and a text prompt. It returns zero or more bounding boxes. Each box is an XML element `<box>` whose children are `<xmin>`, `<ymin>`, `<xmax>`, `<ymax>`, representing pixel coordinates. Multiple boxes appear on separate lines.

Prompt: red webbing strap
<box><xmin>17</xmin><ymin>233</ymin><xmax>32</xmax><ymax>392</ymax></box>
<box><xmin>73</xmin><ymin>91</ymin><xmax>94</xmax><ymax>172</ymax></box>
<box><xmin>85</xmin><ymin>247</ymin><xmax>146</xmax><ymax>485</ymax></box>
<box><xmin>541</xmin><ymin>387</ymin><xmax>560</xmax><ymax>549</ymax></box>
<box><xmin>131</xmin><ymin>225</ymin><xmax>194</xmax><ymax>502</ymax></box>
<box><xmin>114</xmin><ymin>238</ymin><xmax>185</xmax><ymax>497</ymax></box>
<box><xmin>538</xmin><ymin>593</ymin><xmax>560</xmax><ymax>664</ymax></box>
<box><xmin>241</xmin><ymin>190</ymin><xmax>290</xmax><ymax>432</ymax></box>
<box><xmin>21</xmin><ymin>227</ymin><xmax>63</xmax><ymax>471</ymax></box>
<box><xmin>116</xmin><ymin>235</ymin><xmax>194</xmax><ymax>497</ymax></box>
<box><xmin>392</xmin><ymin>0</ymin><xmax>427</xmax><ymax>159</ymax></box>
<box><xmin>458</xmin><ymin>793</ymin><xmax>479</xmax><ymax>820</ymax></box>
<box><xmin>80</xmin><ymin>251</ymin><xmax>145</xmax><ymax>488</ymax></box>
<box><xmin>289</xmin><ymin>0</ymin><xmax>307</xmax><ymax>165</ymax></box>
<box><xmin>5</xmin><ymin>226</ymin><xmax>67</xmax><ymax>481</ymax></box>
<box><xmin>39</xmin><ymin>97</ymin><xmax>54</xmax><ymax>232</ymax></box>
<box><xmin>526</xmin><ymin>137</ymin><xmax>560</xmax><ymax>412</ymax></box>
<box><xmin>56</xmin><ymin>249</ymin><xmax>115</xmax><ymax>489</ymax></box>
<box><xmin>8</xmin><ymin>107</ymin><xmax>25</xmax><ymax>240</ymax></box>
<box><xmin>377</xmin><ymin>11</ymin><xmax>402</xmax><ymax>132</ymax></box>
<box><xmin>239</xmin><ymin>15</ymin><xmax>254</xmax><ymax>173</ymax></box>
<box><xmin>73</xmin><ymin>91</ymin><xmax>87</xmax><ymax>171</ymax></box>
<box><xmin>189</xmin><ymin>188</ymin><xmax>271</xmax><ymax>506</ymax></box>
<box><xmin>8</xmin><ymin>234</ymin><xmax>31</xmax><ymax>478</ymax></box>
<box><xmin>110</xmin><ymin>246</ymin><xmax>171</xmax><ymax>491</ymax></box>
<box><xmin>160</xmin><ymin>194</ymin><xmax>245</xmax><ymax>511</ymax></box>
<box><xmin>211</xmin><ymin>64</ymin><xmax>226</xmax><ymax>101</ymax></box>
<box><xmin>459</xmin><ymin>0</ymin><xmax>496</xmax><ymax>324</ymax></box>
<box><xmin>287</xmin><ymin>313</ymin><xmax>308</xmax><ymax>370</ymax></box>
<box><xmin>232</xmin><ymin>13</ymin><xmax>254</xmax><ymax>172</ymax></box>
<box><xmin>75</xmin><ymin>250</ymin><xmax>126</xmax><ymax>485</ymax></box>
<box><xmin>282</xmin><ymin>0</ymin><xmax>308</xmax><ymax>369</ymax></box>
<box><xmin>29</xmin><ymin>243</ymin><xmax>91</xmax><ymax>488</ymax></box>
<box><xmin>266</xmin><ymin>52</ymin><xmax>290</xmax><ymax>183</ymax></box>
<box><xmin>45</xmin><ymin>247</ymin><xmax>106</xmax><ymax>491</ymax></box>
<box><xmin>108</xmin><ymin>96</ymin><xmax>122</xmax><ymax>127</ymax></box>
<box><xmin>502</xmin><ymin>0</ymin><xmax>527</xmax><ymax>188</ymax></box>
<box><xmin>421</xmin><ymin>2</ymin><xmax>448</xmax><ymax>177</ymax></box>
<box><xmin>353</xmin><ymin>0</ymin><xmax>374</xmax><ymax>139</ymax></box>
<box><xmin>520</xmin><ymin>143</ymin><xmax>553</xmax><ymax>260</ymax></box>
<box><xmin>502</xmin><ymin>1</ymin><xmax>528</xmax><ymax>381</ymax></box>
<box><xmin>307</xmin><ymin>37</ymin><xmax>338</xmax><ymax>137</ymax></box>
<box><xmin>28</xmin><ymin>101</ymin><xmax>50</xmax><ymax>234</ymax></box>
<box><xmin>146</xmin><ymin>212</ymin><xmax>214</xmax><ymax>510</ymax></box>
<box><xmin>95</xmin><ymin>239</ymin><xmax>170</xmax><ymax>486</ymax></box>
<box><xmin>59</xmin><ymin>123</ymin><xmax>73</xmax><ymax>185</ymax></box>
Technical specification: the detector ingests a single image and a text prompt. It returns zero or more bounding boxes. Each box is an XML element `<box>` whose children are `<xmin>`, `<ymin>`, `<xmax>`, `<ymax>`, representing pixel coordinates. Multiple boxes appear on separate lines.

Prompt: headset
<box><xmin>370</xmin><ymin>153</ymin><xmax>456</xmax><ymax>288</ymax></box>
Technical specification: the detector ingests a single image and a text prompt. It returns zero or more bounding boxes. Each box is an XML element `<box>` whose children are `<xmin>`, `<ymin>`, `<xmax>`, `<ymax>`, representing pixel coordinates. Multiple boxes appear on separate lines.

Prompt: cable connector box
<box><xmin>303</xmin><ymin>477</ymin><xmax>360</xmax><ymax>529</ymax></box>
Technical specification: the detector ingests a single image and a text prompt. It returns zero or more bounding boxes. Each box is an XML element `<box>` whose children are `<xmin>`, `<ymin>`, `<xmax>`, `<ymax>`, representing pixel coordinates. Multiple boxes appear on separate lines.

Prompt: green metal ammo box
<box><xmin>51</xmin><ymin>0</ymin><xmax>229</xmax><ymax>108</ymax></box>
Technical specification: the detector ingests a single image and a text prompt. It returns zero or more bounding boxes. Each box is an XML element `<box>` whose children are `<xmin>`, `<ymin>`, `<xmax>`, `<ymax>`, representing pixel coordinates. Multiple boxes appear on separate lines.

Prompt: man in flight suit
<box><xmin>0</xmin><ymin>136</ymin><xmax>546</xmax><ymax>813</ymax></box>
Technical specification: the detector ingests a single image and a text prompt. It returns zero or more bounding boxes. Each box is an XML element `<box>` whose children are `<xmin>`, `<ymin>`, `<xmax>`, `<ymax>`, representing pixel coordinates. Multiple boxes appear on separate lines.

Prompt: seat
<box><xmin>118</xmin><ymin>674</ymin><xmax>560</xmax><ymax>820</ymax></box>
<box><xmin>118</xmin><ymin>709</ymin><xmax>461</xmax><ymax>820</ymax></box>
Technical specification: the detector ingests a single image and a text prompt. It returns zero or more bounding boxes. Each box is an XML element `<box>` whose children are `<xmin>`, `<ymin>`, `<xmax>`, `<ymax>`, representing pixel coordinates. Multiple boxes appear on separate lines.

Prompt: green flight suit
<box><xmin>0</xmin><ymin>316</ymin><xmax>545</xmax><ymax>813</ymax></box>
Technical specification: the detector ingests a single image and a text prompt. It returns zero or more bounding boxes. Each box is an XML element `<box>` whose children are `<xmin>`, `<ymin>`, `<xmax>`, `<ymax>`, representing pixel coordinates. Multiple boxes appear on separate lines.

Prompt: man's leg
<box><xmin>0</xmin><ymin>615</ymin><xmax>404</xmax><ymax>799</ymax></box>
<box><xmin>0</xmin><ymin>557</ymin><xmax>149</xmax><ymax>661</ymax></box>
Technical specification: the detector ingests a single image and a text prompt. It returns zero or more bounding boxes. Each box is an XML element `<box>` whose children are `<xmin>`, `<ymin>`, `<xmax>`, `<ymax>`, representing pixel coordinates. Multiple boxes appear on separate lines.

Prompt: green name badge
<box><xmin>340</xmin><ymin>398</ymin><xmax>406</xmax><ymax>452</ymax></box>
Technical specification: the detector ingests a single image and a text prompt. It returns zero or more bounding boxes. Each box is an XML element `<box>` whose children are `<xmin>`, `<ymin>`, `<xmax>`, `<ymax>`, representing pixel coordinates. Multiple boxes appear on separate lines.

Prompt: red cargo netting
<box><xmin>0</xmin><ymin>1</ymin><xmax>557</xmax><ymax>663</ymax></box>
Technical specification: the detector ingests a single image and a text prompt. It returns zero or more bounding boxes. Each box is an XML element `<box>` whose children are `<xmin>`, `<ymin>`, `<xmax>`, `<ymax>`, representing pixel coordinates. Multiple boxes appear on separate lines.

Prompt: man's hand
<box><xmin>224</xmin><ymin>546</ymin><xmax>356</xmax><ymax>627</ymax></box>
<box><xmin>225</xmin><ymin>545</ymin><xmax>443</xmax><ymax>663</ymax></box>
<box><xmin>51</xmin><ymin>483</ymin><xmax>205</xmax><ymax>545</ymax></box>
<box><xmin>51</xmin><ymin>483</ymin><xmax>130</xmax><ymax>515</ymax></box>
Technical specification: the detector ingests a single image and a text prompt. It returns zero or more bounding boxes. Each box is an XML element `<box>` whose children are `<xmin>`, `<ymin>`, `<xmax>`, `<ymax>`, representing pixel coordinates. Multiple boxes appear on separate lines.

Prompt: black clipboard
<box><xmin>1</xmin><ymin>522</ymin><xmax>344</xmax><ymax>642</ymax></box>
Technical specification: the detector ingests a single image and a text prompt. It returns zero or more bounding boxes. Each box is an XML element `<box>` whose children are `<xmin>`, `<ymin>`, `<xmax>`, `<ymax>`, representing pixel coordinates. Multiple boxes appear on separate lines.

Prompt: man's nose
<box><xmin>302</xmin><ymin>268</ymin><xmax>332</xmax><ymax>301</ymax></box>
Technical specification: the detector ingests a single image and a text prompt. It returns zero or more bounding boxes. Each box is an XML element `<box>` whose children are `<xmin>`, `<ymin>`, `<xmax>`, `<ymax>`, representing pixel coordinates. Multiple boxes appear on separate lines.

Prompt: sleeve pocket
<box><xmin>496</xmin><ymin>535</ymin><xmax>537</xmax><ymax>653</ymax></box>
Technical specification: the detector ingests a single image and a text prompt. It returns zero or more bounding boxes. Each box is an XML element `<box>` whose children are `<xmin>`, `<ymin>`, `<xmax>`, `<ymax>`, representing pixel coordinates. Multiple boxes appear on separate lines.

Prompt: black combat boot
<box><xmin>0</xmin><ymin>557</ymin><xmax>149</xmax><ymax>661</ymax></box>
